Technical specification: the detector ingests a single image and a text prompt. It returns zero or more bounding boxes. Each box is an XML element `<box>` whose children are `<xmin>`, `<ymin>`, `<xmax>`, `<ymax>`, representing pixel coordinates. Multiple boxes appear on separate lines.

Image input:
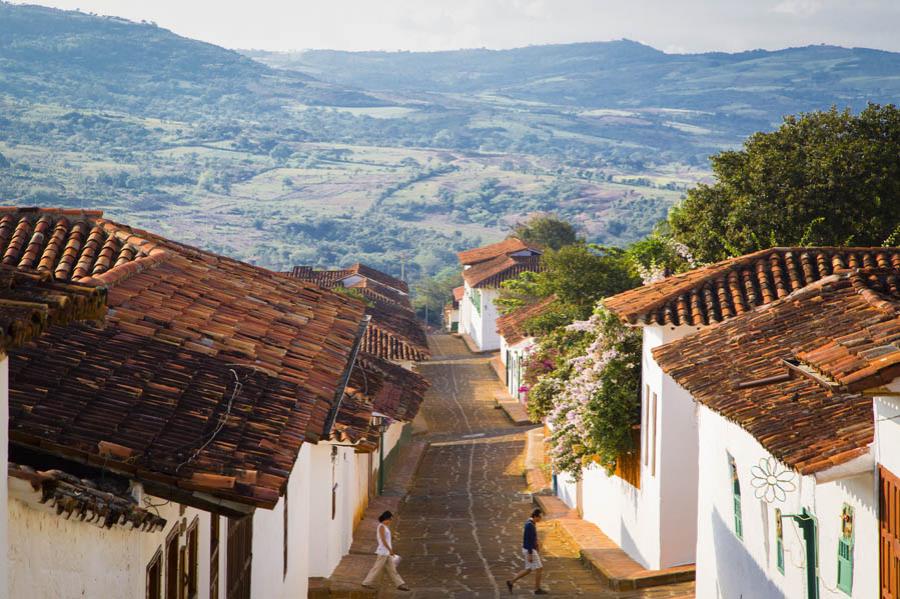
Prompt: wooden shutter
<box><xmin>776</xmin><ymin>508</ymin><xmax>785</xmax><ymax>574</ymax></box>
<box><xmin>837</xmin><ymin>504</ymin><xmax>854</xmax><ymax>595</ymax></box>
<box><xmin>614</xmin><ymin>426</ymin><xmax>641</xmax><ymax>489</ymax></box>
<box><xmin>881</xmin><ymin>466</ymin><xmax>900</xmax><ymax>599</ymax></box>
<box><xmin>226</xmin><ymin>516</ymin><xmax>253</xmax><ymax>599</ymax></box>
<box><xmin>165</xmin><ymin>528</ymin><xmax>180</xmax><ymax>599</ymax></box>
<box><xmin>210</xmin><ymin>517</ymin><xmax>220</xmax><ymax>599</ymax></box>
<box><xmin>729</xmin><ymin>455</ymin><xmax>743</xmax><ymax>540</ymax></box>
<box><xmin>147</xmin><ymin>549</ymin><xmax>163</xmax><ymax>599</ymax></box>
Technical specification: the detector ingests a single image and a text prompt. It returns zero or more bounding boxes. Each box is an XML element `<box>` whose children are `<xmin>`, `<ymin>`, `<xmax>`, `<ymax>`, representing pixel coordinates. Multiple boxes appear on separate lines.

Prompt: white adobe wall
<box><xmin>307</xmin><ymin>441</ymin><xmax>366</xmax><ymax>578</ymax></box>
<box><xmin>251</xmin><ymin>443</ymin><xmax>312</xmax><ymax>599</ymax></box>
<box><xmin>459</xmin><ymin>282</ymin><xmax>472</xmax><ymax>337</ymax></box>
<box><xmin>504</xmin><ymin>338</ymin><xmax>533</xmax><ymax>400</ymax></box>
<box><xmin>463</xmin><ymin>285</ymin><xmax>501</xmax><ymax>351</ymax></box>
<box><xmin>875</xmin><ymin>378</ymin><xmax>900</xmax><ymax>477</ymax></box>
<box><xmin>569</xmin><ymin>324</ymin><xmax>698</xmax><ymax>570</ymax></box>
<box><xmin>695</xmin><ymin>405</ymin><xmax>878</xmax><ymax>599</ymax></box>
<box><xmin>476</xmin><ymin>288</ymin><xmax>501</xmax><ymax>351</ymax></box>
<box><xmin>8</xmin><ymin>487</ymin><xmax>215</xmax><ymax>599</ymax></box>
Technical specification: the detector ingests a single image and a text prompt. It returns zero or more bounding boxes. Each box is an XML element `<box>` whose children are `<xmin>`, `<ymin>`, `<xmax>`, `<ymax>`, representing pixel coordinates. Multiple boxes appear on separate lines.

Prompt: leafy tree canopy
<box><xmin>412</xmin><ymin>267</ymin><xmax>462</xmax><ymax>326</ymax></box>
<box><xmin>668</xmin><ymin>104</ymin><xmax>900</xmax><ymax>263</ymax></box>
<box><xmin>497</xmin><ymin>243</ymin><xmax>640</xmax><ymax>336</ymax></box>
<box><xmin>512</xmin><ymin>214</ymin><xmax>579</xmax><ymax>251</ymax></box>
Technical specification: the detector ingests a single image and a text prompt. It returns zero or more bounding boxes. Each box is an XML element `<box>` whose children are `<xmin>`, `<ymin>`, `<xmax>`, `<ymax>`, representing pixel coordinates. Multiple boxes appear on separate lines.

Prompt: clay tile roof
<box><xmin>4</xmin><ymin>208</ymin><xmax>368</xmax><ymax>511</ymax></box>
<box><xmin>290</xmin><ymin>263</ymin><xmax>409</xmax><ymax>295</ymax></box>
<box><xmin>462</xmin><ymin>253</ymin><xmax>544</xmax><ymax>289</ymax></box>
<box><xmin>347</xmin><ymin>263</ymin><xmax>409</xmax><ymax>294</ymax></box>
<box><xmin>8</xmin><ymin>462</ymin><xmax>167</xmax><ymax>532</ymax></box>
<box><xmin>496</xmin><ymin>296</ymin><xmax>557</xmax><ymax>346</ymax></box>
<box><xmin>457</xmin><ymin>238</ymin><xmax>541</xmax><ymax>266</ymax></box>
<box><xmin>361</xmin><ymin>300</ymin><xmax>430</xmax><ymax>362</ymax></box>
<box><xmin>358</xmin><ymin>352</ymin><xmax>429</xmax><ymax>422</ymax></box>
<box><xmin>287</xmin><ymin>264</ymin><xmax>430</xmax><ymax>362</ymax></box>
<box><xmin>653</xmin><ymin>268</ymin><xmax>900</xmax><ymax>475</ymax></box>
<box><xmin>0</xmin><ymin>266</ymin><xmax>107</xmax><ymax>351</ymax></box>
<box><xmin>604</xmin><ymin>247</ymin><xmax>900</xmax><ymax>327</ymax></box>
<box><xmin>346</xmin><ymin>278</ymin><xmax>411</xmax><ymax>310</ymax></box>
<box><xmin>452</xmin><ymin>286</ymin><xmax>465</xmax><ymax>303</ymax></box>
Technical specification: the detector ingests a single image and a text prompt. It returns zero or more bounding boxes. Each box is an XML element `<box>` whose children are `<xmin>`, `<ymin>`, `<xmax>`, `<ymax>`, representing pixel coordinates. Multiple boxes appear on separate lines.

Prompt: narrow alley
<box><xmin>380</xmin><ymin>335</ymin><xmax>695</xmax><ymax>598</ymax></box>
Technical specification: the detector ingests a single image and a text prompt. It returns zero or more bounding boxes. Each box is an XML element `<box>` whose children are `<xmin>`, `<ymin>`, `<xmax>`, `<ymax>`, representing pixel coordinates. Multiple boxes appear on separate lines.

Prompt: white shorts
<box><xmin>522</xmin><ymin>549</ymin><xmax>542</xmax><ymax>570</ymax></box>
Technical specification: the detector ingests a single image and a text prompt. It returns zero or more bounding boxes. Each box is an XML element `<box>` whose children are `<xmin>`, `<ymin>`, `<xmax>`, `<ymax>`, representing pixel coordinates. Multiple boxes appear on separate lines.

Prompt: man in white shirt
<box><xmin>362</xmin><ymin>510</ymin><xmax>410</xmax><ymax>592</ymax></box>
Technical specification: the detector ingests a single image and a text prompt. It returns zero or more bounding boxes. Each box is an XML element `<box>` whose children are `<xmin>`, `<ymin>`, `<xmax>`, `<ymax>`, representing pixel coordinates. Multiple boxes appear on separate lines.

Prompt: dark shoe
<box><xmin>397</xmin><ymin>585</ymin><xmax>411</xmax><ymax>592</ymax></box>
<box><xmin>506</xmin><ymin>580</ymin><xmax>514</xmax><ymax>594</ymax></box>
<box><xmin>534</xmin><ymin>589</ymin><xmax>548</xmax><ymax>595</ymax></box>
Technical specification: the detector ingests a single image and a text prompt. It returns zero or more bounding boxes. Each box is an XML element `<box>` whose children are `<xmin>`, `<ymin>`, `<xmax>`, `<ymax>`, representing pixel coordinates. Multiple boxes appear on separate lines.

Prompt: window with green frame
<box><xmin>837</xmin><ymin>504</ymin><xmax>854</xmax><ymax>595</ymax></box>
<box><xmin>470</xmin><ymin>288</ymin><xmax>482</xmax><ymax>316</ymax></box>
<box><xmin>728</xmin><ymin>454</ymin><xmax>743</xmax><ymax>539</ymax></box>
<box><xmin>775</xmin><ymin>508</ymin><xmax>785</xmax><ymax>573</ymax></box>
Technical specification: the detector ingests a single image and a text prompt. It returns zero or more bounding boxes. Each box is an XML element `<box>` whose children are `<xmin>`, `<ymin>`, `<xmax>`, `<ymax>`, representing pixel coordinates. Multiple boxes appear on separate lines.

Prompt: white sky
<box><xmin>11</xmin><ymin>0</ymin><xmax>900</xmax><ymax>53</ymax></box>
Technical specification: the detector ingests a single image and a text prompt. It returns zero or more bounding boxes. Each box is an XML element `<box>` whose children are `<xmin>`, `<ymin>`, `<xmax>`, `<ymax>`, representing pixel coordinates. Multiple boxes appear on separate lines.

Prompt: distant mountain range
<box><xmin>249</xmin><ymin>40</ymin><xmax>900</xmax><ymax>135</ymax></box>
<box><xmin>1</xmin><ymin>1</ymin><xmax>899</xmax><ymax>284</ymax></box>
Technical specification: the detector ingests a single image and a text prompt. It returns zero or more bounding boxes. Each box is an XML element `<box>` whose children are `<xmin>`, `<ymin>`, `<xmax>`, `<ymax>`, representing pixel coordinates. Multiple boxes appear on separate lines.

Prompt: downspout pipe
<box><xmin>323</xmin><ymin>314</ymin><xmax>371</xmax><ymax>438</ymax></box>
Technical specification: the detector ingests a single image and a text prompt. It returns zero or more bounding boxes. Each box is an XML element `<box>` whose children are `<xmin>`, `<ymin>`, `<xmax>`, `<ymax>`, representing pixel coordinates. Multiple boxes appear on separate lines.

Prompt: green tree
<box><xmin>513</xmin><ymin>214</ymin><xmax>579</xmax><ymax>250</ymax></box>
<box><xmin>669</xmin><ymin>104</ymin><xmax>900</xmax><ymax>262</ymax></box>
<box><xmin>497</xmin><ymin>243</ymin><xmax>640</xmax><ymax>335</ymax></box>
<box><xmin>412</xmin><ymin>268</ymin><xmax>462</xmax><ymax>326</ymax></box>
<box><xmin>538</xmin><ymin>244</ymin><xmax>640</xmax><ymax>318</ymax></box>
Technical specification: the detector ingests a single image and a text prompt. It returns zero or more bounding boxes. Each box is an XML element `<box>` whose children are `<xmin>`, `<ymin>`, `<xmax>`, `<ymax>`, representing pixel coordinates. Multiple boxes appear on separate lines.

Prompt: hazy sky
<box><xmin>12</xmin><ymin>0</ymin><xmax>900</xmax><ymax>53</ymax></box>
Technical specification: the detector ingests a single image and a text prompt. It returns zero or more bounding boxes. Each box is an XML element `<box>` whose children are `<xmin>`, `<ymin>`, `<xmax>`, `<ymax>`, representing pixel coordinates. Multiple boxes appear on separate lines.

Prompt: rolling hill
<box><xmin>0</xmin><ymin>2</ymin><xmax>898</xmax><ymax>287</ymax></box>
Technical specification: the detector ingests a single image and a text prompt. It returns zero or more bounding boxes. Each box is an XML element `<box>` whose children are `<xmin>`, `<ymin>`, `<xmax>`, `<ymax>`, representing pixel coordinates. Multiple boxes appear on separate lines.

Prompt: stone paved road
<box><xmin>380</xmin><ymin>335</ymin><xmax>695</xmax><ymax>598</ymax></box>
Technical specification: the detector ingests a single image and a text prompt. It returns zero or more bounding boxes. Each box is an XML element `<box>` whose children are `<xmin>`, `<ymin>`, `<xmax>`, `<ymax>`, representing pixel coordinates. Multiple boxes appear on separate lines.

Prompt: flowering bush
<box><xmin>628</xmin><ymin>234</ymin><xmax>699</xmax><ymax>285</ymax></box>
<box><xmin>543</xmin><ymin>306</ymin><xmax>642</xmax><ymax>478</ymax></box>
<box><xmin>522</xmin><ymin>325</ymin><xmax>594</xmax><ymax>422</ymax></box>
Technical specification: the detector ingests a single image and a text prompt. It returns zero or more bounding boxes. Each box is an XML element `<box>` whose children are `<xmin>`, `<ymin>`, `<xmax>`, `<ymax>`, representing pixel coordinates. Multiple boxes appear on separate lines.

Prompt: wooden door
<box><xmin>226</xmin><ymin>516</ymin><xmax>253</xmax><ymax>599</ymax></box>
<box><xmin>881</xmin><ymin>466</ymin><xmax>900</xmax><ymax>599</ymax></box>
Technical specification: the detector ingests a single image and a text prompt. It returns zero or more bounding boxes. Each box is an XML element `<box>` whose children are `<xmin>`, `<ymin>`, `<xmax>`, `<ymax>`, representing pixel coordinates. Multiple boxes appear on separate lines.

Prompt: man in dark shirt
<box><xmin>506</xmin><ymin>508</ymin><xmax>546</xmax><ymax>594</ymax></box>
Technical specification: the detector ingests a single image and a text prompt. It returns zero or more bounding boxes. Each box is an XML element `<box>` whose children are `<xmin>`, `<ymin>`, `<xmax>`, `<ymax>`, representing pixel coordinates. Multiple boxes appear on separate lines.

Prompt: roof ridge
<box><xmin>605</xmin><ymin>246</ymin><xmax>900</xmax><ymax>326</ymax></box>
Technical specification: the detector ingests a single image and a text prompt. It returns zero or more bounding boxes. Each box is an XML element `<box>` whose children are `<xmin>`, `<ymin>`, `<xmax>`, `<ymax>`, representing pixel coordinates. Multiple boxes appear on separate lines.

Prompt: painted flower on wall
<box><xmin>750</xmin><ymin>457</ymin><xmax>796</xmax><ymax>503</ymax></box>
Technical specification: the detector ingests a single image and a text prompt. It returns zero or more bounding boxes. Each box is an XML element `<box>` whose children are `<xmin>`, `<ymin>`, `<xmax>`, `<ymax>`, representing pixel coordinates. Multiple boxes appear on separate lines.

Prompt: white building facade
<box><xmin>554</xmin><ymin>322</ymin><xmax>701</xmax><ymax>570</ymax></box>
<box><xmin>457</xmin><ymin>238</ymin><xmax>542</xmax><ymax>352</ymax></box>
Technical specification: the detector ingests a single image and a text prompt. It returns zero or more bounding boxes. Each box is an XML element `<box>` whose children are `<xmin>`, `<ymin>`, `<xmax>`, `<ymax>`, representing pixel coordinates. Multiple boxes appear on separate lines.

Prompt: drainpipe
<box><xmin>323</xmin><ymin>315</ymin><xmax>371</xmax><ymax>438</ymax></box>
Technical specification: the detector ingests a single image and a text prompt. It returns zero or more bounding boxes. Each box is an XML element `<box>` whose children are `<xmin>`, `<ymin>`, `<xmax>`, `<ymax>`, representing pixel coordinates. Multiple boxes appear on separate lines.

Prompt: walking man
<box><xmin>507</xmin><ymin>508</ymin><xmax>547</xmax><ymax>595</ymax></box>
<box><xmin>362</xmin><ymin>510</ymin><xmax>410</xmax><ymax>592</ymax></box>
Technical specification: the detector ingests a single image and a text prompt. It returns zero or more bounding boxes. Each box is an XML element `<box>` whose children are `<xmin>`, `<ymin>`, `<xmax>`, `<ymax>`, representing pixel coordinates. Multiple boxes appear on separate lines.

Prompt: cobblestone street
<box><xmin>380</xmin><ymin>335</ymin><xmax>695</xmax><ymax>598</ymax></box>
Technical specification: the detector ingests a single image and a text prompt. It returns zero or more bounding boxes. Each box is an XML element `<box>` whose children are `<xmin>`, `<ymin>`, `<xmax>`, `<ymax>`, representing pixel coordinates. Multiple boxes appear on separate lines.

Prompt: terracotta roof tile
<box><xmin>287</xmin><ymin>263</ymin><xmax>430</xmax><ymax>362</ymax></box>
<box><xmin>653</xmin><ymin>268</ymin><xmax>900</xmax><ymax>474</ymax></box>
<box><xmin>496</xmin><ymin>296</ymin><xmax>557</xmax><ymax>346</ymax></box>
<box><xmin>462</xmin><ymin>254</ymin><xmax>544</xmax><ymax>289</ymax></box>
<box><xmin>0</xmin><ymin>266</ymin><xmax>107</xmax><ymax>351</ymax></box>
<box><xmin>3</xmin><ymin>208</ymin><xmax>368</xmax><ymax>510</ymax></box>
<box><xmin>457</xmin><ymin>238</ymin><xmax>541</xmax><ymax>266</ymax></box>
<box><xmin>452</xmin><ymin>286</ymin><xmax>465</xmax><ymax>303</ymax></box>
<box><xmin>290</xmin><ymin>263</ymin><xmax>409</xmax><ymax>294</ymax></box>
<box><xmin>604</xmin><ymin>247</ymin><xmax>900</xmax><ymax>326</ymax></box>
<box><xmin>8</xmin><ymin>462</ymin><xmax>166</xmax><ymax>532</ymax></box>
<box><xmin>358</xmin><ymin>353</ymin><xmax>429</xmax><ymax>422</ymax></box>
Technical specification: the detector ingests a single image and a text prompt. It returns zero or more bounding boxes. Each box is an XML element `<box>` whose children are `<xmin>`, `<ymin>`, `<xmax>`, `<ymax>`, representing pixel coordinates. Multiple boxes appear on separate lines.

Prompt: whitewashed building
<box><xmin>444</xmin><ymin>286</ymin><xmax>463</xmax><ymax>333</ymax></box>
<box><xmin>457</xmin><ymin>238</ymin><xmax>542</xmax><ymax>352</ymax></box>
<box><xmin>0</xmin><ymin>208</ymin><xmax>429</xmax><ymax>599</ymax></box>
<box><xmin>654</xmin><ymin>266</ymin><xmax>900</xmax><ymax>598</ymax></box>
<box><xmin>558</xmin><ymin>247</ymin><xmax>900</xmax><ymax>575</ymax></box>
<box><xmin>495</xmin><ymin>296</ymin><xmax>556</xmax><ymax>400</ymax></box>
